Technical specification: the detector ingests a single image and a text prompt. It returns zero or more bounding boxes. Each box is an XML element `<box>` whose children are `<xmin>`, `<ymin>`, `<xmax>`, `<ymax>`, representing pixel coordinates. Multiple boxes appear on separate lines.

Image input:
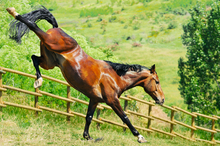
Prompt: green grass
<box><xmin>0</xmin><ymin>107</ymin><xmax>207</xmax><ymax>146</ymax></box>
<box><xmin>1</xmin><ymin>0</ymin><xmax>218</xmax><ymax>145</ymax></box>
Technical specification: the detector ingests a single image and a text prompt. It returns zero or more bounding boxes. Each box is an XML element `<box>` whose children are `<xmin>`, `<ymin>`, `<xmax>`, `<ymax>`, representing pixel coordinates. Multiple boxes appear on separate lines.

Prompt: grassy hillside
<box><xmin>52</xmin><ymin>0</ymin><xmax>193</xmax><ymax>108</ymax></box>
<box><xmin>0</xmin><ymin>108</ymin><xmax>207</xmax><ymax>146</ymax></box>
<box><xmin>0</xmin><ymin>0</ymin><xmax>218</xmax><ymax>145</ymax></box>
<box><xmin>50</xmin><ymin>0</ymin><xmax>212</xmax><ymax>109</ymax></box>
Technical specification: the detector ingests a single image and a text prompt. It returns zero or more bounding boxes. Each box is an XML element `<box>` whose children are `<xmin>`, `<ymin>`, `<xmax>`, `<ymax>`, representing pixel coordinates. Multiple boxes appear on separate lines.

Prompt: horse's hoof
<box><xmin>137</xmin><ymin>135</ymin><xmax>148</xmax><ymax>143</ymax></box>
<box><xmin>6</xmin><ymin>7</ymin><xmax>19</xmax><ymax>18</ymax></box>
<box><xmin>34</xmin><ymin>77</ymin><xmax>43</xmax><ymax>88</ymax></box>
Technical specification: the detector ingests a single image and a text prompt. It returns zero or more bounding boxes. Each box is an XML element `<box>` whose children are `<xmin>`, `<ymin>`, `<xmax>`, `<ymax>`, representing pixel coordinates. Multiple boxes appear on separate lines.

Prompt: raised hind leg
<box><xmin>7</xmin><ymin>8</ymin><xmax>58</xmax><ymax>88</ymax></box>
<box><xmin>31</xmin><ymin>55</ymin><xmax>43</xmax><ymax>88</ymax></box>
<box><xmin>83</xmin><ymin>100</ymin><xmax>98</xmax><ymax>140</ymax></box>
<box><xmin>32</xmin><ymin>43</ymin><xmax>57</xmax><ymax>88</ymax></box>
<box><xmin>106</xmin><ymin>97</ymin><xmax>147</xmax><ymax>143</ymax></box>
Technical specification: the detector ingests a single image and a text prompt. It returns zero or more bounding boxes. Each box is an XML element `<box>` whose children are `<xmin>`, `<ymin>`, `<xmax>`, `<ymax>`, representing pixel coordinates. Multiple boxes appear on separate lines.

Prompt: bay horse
<box><xmin>6</xmin><ymin>6</ymin><xmax>165</xmax><ymax>143</ymax></box>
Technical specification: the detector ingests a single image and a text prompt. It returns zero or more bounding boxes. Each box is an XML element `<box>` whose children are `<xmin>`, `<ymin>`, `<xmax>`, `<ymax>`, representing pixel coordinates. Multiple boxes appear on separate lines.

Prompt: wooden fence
<box><xmin>0</xmin><ymin>67</ymin><xmax>219</xmax><ymax>145</ymax></box>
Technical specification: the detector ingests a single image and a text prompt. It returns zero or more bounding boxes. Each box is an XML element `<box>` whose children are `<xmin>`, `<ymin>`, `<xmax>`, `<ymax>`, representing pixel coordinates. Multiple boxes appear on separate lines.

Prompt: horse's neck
<box><xmin>121</xmin><ymin>69</ymin><xmax>150</xmax><ymax>90</ymax></box>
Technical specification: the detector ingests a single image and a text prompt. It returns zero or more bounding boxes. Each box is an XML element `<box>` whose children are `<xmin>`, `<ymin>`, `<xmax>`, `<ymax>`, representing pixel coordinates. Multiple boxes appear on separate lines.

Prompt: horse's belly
<box><xmin>60</xmin><ymin>61</ymin><xmax>102</xmax><ymax>98</ymax></box>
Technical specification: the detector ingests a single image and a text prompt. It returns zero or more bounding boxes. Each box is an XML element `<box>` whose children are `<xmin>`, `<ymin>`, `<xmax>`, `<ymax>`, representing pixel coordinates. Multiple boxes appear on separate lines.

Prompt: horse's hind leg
<box><xmin>32</xmin><ymin>43</ymin><xmax>57</xmax><ymax>88</ymax></box>
<box><xmin>7</xmin><ymin>8</ymin><xmax>56</xmax><ymax>88</ymax></box>
<box><xmin>106</xmin><ymin>97</ymin><xmax>147</xmax><ymax>143</ymax></box>
<box><xmin>31</xmin><ymin>55</ymin><xmax>43</xmax><ymax>88</ymax></box>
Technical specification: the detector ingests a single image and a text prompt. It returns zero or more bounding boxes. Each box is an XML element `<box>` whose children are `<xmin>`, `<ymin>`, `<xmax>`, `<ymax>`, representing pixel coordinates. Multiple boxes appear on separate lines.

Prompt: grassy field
<box><xmin>51</xmin><ymin>0</ymin><xmax>189</xmax><ymax>108</ymax></box>
<box><xmin>0</xmin><ymin>107</ymin><xmax>207</xmax><ymax>146</ymax></box>
<box><xmin>1</xmin><ymin>0</ymin><xmax>218</xmax><ymax>145</ymax></box>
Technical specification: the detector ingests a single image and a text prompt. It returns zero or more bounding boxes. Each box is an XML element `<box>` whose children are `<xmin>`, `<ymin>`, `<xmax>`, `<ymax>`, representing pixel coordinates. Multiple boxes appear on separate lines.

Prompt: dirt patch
<box><xmin>137</xmin><ymin>102</ymin><xmax>170</xmax><ymax>127</ymax></box>
<box><xmin>1</xmin><ymin>120</ymin><xmax>17</xmax><ymax>127</ymax></box>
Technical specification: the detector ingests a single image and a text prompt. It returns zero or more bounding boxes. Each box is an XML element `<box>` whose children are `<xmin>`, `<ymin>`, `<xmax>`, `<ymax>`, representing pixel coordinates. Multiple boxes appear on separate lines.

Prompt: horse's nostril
<box><xmin>162</xmin><ymin>99</ymin><xmax>164</xmax><ymax>103</ymax></box>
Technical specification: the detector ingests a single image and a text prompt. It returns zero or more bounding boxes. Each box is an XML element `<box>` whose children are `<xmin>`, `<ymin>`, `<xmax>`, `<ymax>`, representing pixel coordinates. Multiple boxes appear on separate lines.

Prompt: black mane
<box><xmin>105</xmin><ymin>60</ymin><xmax>149</xmax><ymax>76</ymax></box>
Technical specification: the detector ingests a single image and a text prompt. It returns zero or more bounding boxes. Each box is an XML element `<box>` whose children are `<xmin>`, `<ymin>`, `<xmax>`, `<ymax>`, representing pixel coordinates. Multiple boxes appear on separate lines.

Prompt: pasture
<box><xmin>52</xmin><ymin>0</ymin><xmax>190</xmax><ymax>108</ymax></box>
<box><xmin>0</xmin><ymin>0</ymin><xmax>218</xmax><ymax>145</ymax></box>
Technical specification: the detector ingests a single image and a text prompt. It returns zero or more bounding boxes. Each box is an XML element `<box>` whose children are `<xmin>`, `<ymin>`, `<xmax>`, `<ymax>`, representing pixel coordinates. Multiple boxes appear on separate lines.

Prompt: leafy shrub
<box><xmin>120</xmin><ymin>19</ymin><xmax>125</xmax><ymax>24</ymax></box>
<box><xmin>173</xmin><ymin>8</ymin><xmax>187</xmax><ymax>15</ymax></box>
<box><xmin>161</xmin><ymin>0</ymin><xmax>196</xmax><ymax>13</ymax></box>
<box><xmin>179</xmin><ymin>1</ymin><xmax>220</xmax><ymax>116</ymax></box>
<box><xmin>100</xmin><ymin>47</ymin><xmax>115</xmax><ymax>58</ymax></box>
<box><xmin>121</xmin><ymin>6</ymin><xmax>125</xmax><ymax>11</ymax></box>
<box><xmin>109</xmin><ymin>15</ymin><xmax>117</xmax><ymax>22</ymax></box>
<box><xmin>29</xmin><ymin>0</ymin><xmax>58</xmax><ymax>11</ymax></box>
<box><xmin>167</xmin><ymin>21</ymin><xmax>178</xmax><ymax>29</ymax></box>
<box><xmin>87</xmin><ymin>23</ymin><xmax>92</xmax><ymax>27</ymax></box>
<box><xmin>110</xmin><ymin>0</ymin><xmax>117</xmax><ymax>6</ymax></box>
<box><xmin>154</xmin><ymin>14</ymin><xmax>161</xmax><ymax>24</ymax></box>
<box><xmin>132</xmin><ymin>19</ymin><xmax>141</xmax><ymax>30</ymax></box>
<box><xmin>79</xmin><ymin>5</ymin><xmax>113</xmax><ymax>17</ymax></box>
<box><xmin>159</xmin><ymin>25</ymin><xmax>166</xmax><ymax>31</ymax></box>
<box><xmin>163</xmin><ymin>14</ymin><xmax>175</xmax><ymax>22</ymax></box>
<box><xmin>149</xmin><ymin>30</ymin><xmax>160</xmax><ymax>37</ymax></box>
<box><xmin>124</xmin><ymin>24</ymin><xmax>128</xmax><ymax>29</ymax></box>
<box><xmin>96</xmin><ymin>15</ymin><xmax>103</xmax><ymax>22</ymax></box>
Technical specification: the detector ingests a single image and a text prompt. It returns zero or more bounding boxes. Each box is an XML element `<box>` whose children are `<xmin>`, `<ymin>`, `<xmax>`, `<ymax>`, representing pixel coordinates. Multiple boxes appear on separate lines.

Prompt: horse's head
<box><xmin>143</xmin><ymin>65</ymin><xmax>165</xmax><ymax>105</ymax></box>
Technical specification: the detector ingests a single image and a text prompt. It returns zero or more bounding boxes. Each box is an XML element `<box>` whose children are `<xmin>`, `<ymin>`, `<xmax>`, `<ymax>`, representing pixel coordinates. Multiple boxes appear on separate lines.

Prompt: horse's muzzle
<box><xmin>155</xmin><ymin>98</ymin><xmax>164</xmax><ymax>105</ymax></box>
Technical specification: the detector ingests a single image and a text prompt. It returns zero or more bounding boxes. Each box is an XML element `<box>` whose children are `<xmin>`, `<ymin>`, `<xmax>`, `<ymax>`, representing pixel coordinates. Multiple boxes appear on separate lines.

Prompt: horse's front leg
<box><xmin>106</xmin><ymin>97</ymin><xmax>147</xmax><ymax>143</ymax></box>
<box><xmin>83</xmin><ymin>100</ymin><xmax>98</xmax><ymax>140</ymax></box>
<box><xmin>31</xmin><ymin>55</ymin><xmax>43</xmax><ymax>88</ymax></box>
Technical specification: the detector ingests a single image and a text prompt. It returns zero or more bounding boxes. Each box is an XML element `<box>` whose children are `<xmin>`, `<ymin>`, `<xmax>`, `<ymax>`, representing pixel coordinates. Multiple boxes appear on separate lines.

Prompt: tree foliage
<box><xmin>178</xmin><ymin>1</ymin><xmax>220</xmax><ymax>115</ymax></box>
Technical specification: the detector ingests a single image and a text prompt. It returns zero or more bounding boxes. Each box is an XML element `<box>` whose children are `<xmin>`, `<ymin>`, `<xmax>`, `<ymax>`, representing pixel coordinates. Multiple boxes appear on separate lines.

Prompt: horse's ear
<box><xmin>150</xmin><ymin>64</ymin><xmax>155</xmax><ymax>74</ymax></box>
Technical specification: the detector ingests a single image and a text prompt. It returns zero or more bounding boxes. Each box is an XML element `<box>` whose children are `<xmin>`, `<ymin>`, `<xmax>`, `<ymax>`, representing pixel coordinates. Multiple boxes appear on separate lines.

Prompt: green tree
<box><xmin>178</xmin><ymin>2</ymin><xmax>220</xmax><ymax>116</ymax></box>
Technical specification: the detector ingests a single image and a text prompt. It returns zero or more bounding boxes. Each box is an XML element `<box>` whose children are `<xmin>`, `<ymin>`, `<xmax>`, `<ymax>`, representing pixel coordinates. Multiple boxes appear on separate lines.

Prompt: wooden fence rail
<box><xmin>0</xmin><ymin>67</ymin><xmax>219</xmax><ymax>145</ymax></box>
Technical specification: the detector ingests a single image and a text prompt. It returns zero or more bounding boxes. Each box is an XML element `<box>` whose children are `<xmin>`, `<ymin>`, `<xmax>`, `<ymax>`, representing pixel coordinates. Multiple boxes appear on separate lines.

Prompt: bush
<box><xmin>149</xmin><ymin>30</ymin><xmax>160</xmax><ymax>37</ymax></box>
<box><xmin>109</xmin><ymin>15</ymin><xmax>117</xmax><ymax>22</ymax></box>
<box><xmin>132</xmin><ymin>19</ymin><xmax>141</xmax><ymax>30</ymax></box>
<box><xmin>167</xmin><ymin>21</ymin><xmax>178</xmax><ymax>29</ymax></box>
<box><xmin>178</xmin><ymin>1</ymin><xmax>220</xmax><ymax>120</ymax></box>
<box><xmin>124</xmin><ymin>24</ymin><xmax>128</xmax><ymax>29</ymax></box>
<box><xmin>79</xmin><ymin>5</ymin><xmax>113</xmax><ymax>17</ymax></box>
<box><xmin>173</xmin><ymin>8</ymin><xmax>187</xmax><ymax>15</ymax></box>
<box><xmin>96</xmin><ymin>15</ymin><xmax>103</xmax><ymax>22</ymax></box>
<box><xmin>87</xmin><ymin>23</ymin><xmax>92</xmax><ymax>27</ymax></box>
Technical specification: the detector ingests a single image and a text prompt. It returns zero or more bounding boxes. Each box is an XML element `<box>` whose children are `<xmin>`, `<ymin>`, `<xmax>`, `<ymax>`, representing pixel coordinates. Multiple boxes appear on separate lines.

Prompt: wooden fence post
<box><xmin>34</xmin><ymin>87</ymin><xmax>39</xmax><ymax>117</ymax></box>
<box><xmin>67</xmin><ymin>86</ymin><xmax>71</xmax><ymax>123</ymax></box>
<box><xmin>170</xmin><ymin>110</ymin><xmax>175</xmax><ymax>139</ymax></box>
<box><xmin>147</xmin><ymin>101</ymin><xmax>153</xmax><ymax>134</ymax></box>
<box><xmin>123</xmin><ymin>95</ymin><xmax>128</xmax><ymax>132</ymax></box>
<box><xmin>96</xmin><ymin>108</ymin><xmax>101</xmax><ymax>129</ymax></box>
<box><xmin>0</xmin><ymin>70</ymin><xmax>5</xmax><ymax>113</ymax></box>
<box><xmin>211</xmin><ymin>116</ymin><xmax>216</xmax><ymax>144</ymax></box>
<box><xmin>0</xmin><ymin>72</ymin><xmax>2</xmax><ymax>112</ymax></box>
<box><xmin>191</xmin><ymin>116</ymin><xmax>195</xmax><ymax>140</ymax></box>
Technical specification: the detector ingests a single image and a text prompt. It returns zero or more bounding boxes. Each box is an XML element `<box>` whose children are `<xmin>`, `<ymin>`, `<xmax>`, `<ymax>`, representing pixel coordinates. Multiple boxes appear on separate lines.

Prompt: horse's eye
<box><xmin>155</xmin><ymin>80</ymin><xmax>159</xmax><ymax>84</ymax></box>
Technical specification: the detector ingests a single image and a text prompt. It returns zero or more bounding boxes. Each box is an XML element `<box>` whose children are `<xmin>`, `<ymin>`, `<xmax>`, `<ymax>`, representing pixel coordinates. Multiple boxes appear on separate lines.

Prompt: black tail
<box><xmin>9</xmin><ymin>5</ymin><xmax>58</xmax><ymax>43</ymax></box>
